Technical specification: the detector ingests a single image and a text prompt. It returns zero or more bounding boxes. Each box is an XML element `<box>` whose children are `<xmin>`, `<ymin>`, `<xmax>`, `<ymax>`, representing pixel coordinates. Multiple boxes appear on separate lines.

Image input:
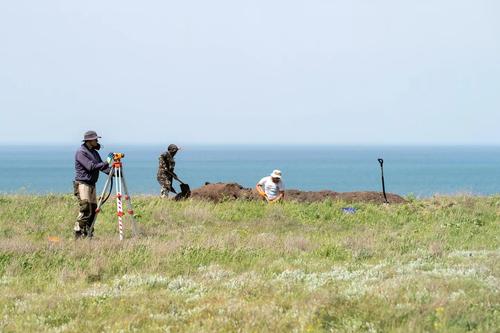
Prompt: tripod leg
<box><xmin>115</xmin><ymin>166</ymin><xmax>124</xmax><ymax>241</ymax></box>
<box><xmin>120</xmin><ymin>172</ymin><xmax>138</xmax><ymax>237</ymax></box>
<box><xmin>88</xmin><ymin>167</ymin><xmax>114</xmax><ymax>237</ymax></box>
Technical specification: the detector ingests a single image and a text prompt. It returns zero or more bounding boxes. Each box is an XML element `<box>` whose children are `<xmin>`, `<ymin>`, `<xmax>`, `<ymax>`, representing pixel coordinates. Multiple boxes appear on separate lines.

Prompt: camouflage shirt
<box><xmin>157</xmin><ymin>152</ymin><xmax>176</xmax><ymax>180</ymax></box>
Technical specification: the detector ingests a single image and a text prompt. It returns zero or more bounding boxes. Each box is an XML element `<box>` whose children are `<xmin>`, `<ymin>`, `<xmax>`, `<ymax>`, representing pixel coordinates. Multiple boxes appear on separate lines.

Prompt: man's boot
<box><xmin>74</xmin><ymin>222</ymin><xmax>84</xmax><ymax>239</ymax></box>
<box><xmin>85</xmin><ymin>204</ymin><xmax>97</xmax><ymax>238</ymax></box>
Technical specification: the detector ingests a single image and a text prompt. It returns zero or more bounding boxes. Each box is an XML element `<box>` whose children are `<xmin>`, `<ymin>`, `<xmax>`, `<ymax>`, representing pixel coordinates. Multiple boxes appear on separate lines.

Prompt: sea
<box><xmin>1</xmin><ymin>145</ymin><xmax>499</xmax><ymax>198</ymax></box>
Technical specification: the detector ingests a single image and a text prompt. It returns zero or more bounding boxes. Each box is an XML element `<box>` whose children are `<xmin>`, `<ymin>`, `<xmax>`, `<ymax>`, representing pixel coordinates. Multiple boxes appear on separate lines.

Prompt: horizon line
<box><xmin>1</xmin><ymin>142</ymin><xmax>500</xmax><ymax>147</ymax></box>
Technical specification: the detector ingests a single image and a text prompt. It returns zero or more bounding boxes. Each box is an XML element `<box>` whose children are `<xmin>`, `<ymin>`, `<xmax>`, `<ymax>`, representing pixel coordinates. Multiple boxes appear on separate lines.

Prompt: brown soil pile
<box><xmin>191</xmin><ymin>183</ymin><xmax>406</xmax><ymax>204</ymax></box>
<box><xmin>190</xmin><ymin>183</ymin><xmax>248</xmax><ymax>202</ymax></box>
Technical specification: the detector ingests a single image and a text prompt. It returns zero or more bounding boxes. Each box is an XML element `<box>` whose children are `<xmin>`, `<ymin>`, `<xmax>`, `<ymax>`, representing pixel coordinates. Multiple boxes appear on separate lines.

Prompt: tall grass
<box><xmin>0</xmin><ymin>195</ymin><xmax>499</xmax><ymax>332</ymax></box>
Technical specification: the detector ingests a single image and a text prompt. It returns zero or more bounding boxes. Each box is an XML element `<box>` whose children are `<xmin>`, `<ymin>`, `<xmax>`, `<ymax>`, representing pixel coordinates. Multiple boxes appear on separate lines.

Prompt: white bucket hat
<box><xmin>270</xmin><ymin>170</ymin><xmax>282</xmax><ymax>179</ymax></box>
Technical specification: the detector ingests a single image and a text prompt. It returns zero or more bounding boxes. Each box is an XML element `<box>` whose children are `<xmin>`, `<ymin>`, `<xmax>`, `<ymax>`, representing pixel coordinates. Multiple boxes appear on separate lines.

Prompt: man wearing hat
<box><xmin>157</xmin><ymin>144</ymin><xmax>180</xmax><ymax>197</ymax></box>
<box><xmin>256</xmin><ymin>170</ymin><xmax>285</xmax><ymax>203</ymax></box>
<box><xmin>73</xmin><ymin>130</ymin><xmax>111</xmax><ymax>238</ymax></box>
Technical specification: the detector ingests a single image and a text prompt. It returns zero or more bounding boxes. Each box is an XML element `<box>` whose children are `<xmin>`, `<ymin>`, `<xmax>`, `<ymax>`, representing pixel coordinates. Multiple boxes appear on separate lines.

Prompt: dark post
<box><xmin>378</xmin><ymin>158</ymin><xmax>389</xmax><ymax>204</ymax></box>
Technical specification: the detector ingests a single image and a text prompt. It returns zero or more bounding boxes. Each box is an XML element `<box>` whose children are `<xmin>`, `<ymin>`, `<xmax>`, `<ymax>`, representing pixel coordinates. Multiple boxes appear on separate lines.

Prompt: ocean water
<box><xmin>0</xmin><ymin>145</ymin><xmax>499</xmax><ymax>197</ymax></box>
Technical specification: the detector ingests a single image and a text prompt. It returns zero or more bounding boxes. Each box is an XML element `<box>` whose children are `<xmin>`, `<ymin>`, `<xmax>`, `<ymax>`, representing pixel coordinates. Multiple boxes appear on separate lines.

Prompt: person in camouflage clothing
<box><xmin>157</xmin><ymin>144</ymin><xmax>180</xmax><ymax>197</ymax></box>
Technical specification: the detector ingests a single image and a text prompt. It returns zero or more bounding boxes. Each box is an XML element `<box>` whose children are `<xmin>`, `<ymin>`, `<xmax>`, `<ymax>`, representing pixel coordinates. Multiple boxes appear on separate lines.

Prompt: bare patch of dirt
<box><xmin>191</xmin><ymin>183</ymin><xmax>406</xmax><ymax>204</ymax></box>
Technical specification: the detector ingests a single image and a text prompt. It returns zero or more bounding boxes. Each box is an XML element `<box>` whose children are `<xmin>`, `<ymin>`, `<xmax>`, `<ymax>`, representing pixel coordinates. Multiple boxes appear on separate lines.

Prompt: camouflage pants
<box><xmin>157</xmin><ymin>176</ymin><xmax>173</xmax><ymax>197</ymax></box>
<box><xmin>73</xmin><ymin>182</ymin><xmax>97</xmax><ymax>237</ymax></box>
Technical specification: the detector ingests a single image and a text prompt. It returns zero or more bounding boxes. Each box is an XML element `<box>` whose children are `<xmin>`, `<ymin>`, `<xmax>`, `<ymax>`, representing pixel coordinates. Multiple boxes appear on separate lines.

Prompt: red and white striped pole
<box><xmin>115</xmin><ymin>162</ymin><xmax>124</xmax><ymax>241</ymax></box>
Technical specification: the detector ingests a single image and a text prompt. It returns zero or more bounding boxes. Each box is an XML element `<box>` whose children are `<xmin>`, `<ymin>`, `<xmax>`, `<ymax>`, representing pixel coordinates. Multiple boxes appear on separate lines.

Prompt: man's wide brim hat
<box><xmin>270</xmin><ymin>170</ymin><xmax>282</xmax><ymax>179</ymax></box>
<box><xmin>83</xmin><ymin>130</ymin><xmax>101</xmax><ymax>141</ymax></box>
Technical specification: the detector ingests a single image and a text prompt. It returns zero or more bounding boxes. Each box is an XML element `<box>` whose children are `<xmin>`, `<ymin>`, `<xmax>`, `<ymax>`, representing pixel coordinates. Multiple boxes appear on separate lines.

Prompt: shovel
<box><xmin>164</xmin><ymin>170</ymin><xmax>191</xmax><ymax>200</ymax></box>
<box><xmin>378</xmin><ymin>158</ymin><xmax>389</xmax><ymax>204</ymax></box>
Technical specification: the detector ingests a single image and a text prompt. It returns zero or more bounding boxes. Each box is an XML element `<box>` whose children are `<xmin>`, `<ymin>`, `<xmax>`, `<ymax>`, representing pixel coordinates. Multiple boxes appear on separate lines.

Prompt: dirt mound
<box><xmin>285</xmin><ymin>190</ymin><xmax>339</xmax><ymax>202</ymax></box>
<box><xmin>190</xmin><ymin>183</ymin><xmax>251</xmax><ymax>202</ymax></box>
<box><xmin>191</xmin><ymin>183</ymin><xmax>406</xmax><ymax>204</ymax></box>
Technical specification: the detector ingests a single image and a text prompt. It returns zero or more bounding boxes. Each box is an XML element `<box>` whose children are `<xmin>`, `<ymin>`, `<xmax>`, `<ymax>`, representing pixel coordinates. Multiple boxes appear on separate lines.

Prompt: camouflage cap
<box><xmin>168</xmin><ymin>144</ymin><xmax>180</xmax><ymax>151</ymax></box>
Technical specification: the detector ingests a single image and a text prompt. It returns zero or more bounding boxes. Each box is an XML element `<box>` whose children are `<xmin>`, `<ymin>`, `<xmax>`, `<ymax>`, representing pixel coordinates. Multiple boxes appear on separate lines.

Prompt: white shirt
<box><xmin>258</xmin><ymin>176</ymin><xmax>285</xmax><ymax>200</ymax></box>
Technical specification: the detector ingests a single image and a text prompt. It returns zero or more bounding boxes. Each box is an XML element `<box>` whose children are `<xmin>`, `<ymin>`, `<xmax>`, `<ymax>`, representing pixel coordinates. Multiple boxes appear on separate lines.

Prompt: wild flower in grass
<box><xmin>275</xmin><ymin>269</ymin><xmax>307</xmax><ymax>283</ymax></box>
<box><xmin>114</xmin><ymin>274</ymin><xmax>169</xmax><ymax>289</ymax></box>
<box><xmin>484</xmin><ymin>276</ymin><xmax>499</xmax><ymax>292</ymax></box>
<box><xmin>274</xmin><ymin>267</ymin><xmax>369</xmax><ymax>292</ymax></box>
<box><xmin>81</xmin><ymin>284</ymin><xmax>121</xmax><ymax>298</ymax></box>
<box><xmin>0</xmin><ymin>276</ymin><xmax>12</xmax><ymax>285</ymax></box>
<box><xmin>449</xmin><ymin>289</ymin><xmax>466</xmax><ymax>301</ymax></box>
<box><xmin>448</xmin><ymin>249</ymin><xmax>500</xmax><ymax>258</ymax></box>
<box><xmin>324</xmin><ymin>266</ymin><xmax>366</xmax><ymax>281</ymax></box>
<box><xmin>412</xmin><ymin>289</ymin><xmax>432</xmax><ymax>304</ymax></box>
<box><xmin>343</xmin><ymin>281</ymin><xmax>372</xmax><ymax>298</ymax></box>
<box><xmin>224</xmin><ymin>271</ymin><xmax>261</xmax><ymax>291</ymax></box>
<box><xmin>13</xmin><ymin>298</ymin><xmax>30</xmax><ymax>313</ymax></box>
<box><xmin>366</xmin><ymin>322</ymin><xmax>378</xmax><ymax>333</ymax></box>
<box><xmin>395</xmin><ymin>258</ymin><xmax>426</xmax><ymax>275</ymax></box>
<box><xmin>149</xmin><ymin>304</ymin><xmax>208</xmax><ymax>322</ymax></box>
<box><xmin>273</xmin><ymin>256</ymin><xmax>498</xmax><ymax>303</ymax></box>
<box><xmin>433</xmin><ymin>307</ymin><xmax>446</xmax><ymax>331</ymax></box>
<box><xmin>395</xmin><ymin>302</ymin><xmax>411</xmax><ymax>310</ymax></box>
<box><xmin>168</xmin><ymin>276</ymin><xmax>205</xmax><ymax>301</ymax></box>
<box><xmin>83</xmin><ymin>274</ymin><xmax>173</xmax><ymax>299</ymax></box>
<box><xmin>340</xmin><ymin>317</ymin><xmax>363</xmax><ymax>332</ymax></box>
<box><xmin>108</xmin><ymin>274</ymin><xmax>205</xmax><ymax>300</ymax></box>
<box><xmin>274</xmin><ymin>269</ymin><xmax>331</xmax><ymax>291</ymax></box>
<box><xmin>427</xmin><ymin>266</ymin><xmax>488</xmax><ymax>278</ymax></box>
<box><xmin>198</xmin><ymin>264</ymin><xmax>233</xmax><ymax>281</ymax></box>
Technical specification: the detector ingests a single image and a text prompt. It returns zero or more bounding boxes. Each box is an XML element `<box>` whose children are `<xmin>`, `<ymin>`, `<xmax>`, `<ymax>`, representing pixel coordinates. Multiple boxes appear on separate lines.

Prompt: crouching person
<box><xmin>73</xmin><ymin>131</ymin><xmax>111</xmax><ymax>238</ymax></box>
<box><xmin>256</xmin><ymin>170</ymin><xmax>285</xmax><ymax>203</ymax></box>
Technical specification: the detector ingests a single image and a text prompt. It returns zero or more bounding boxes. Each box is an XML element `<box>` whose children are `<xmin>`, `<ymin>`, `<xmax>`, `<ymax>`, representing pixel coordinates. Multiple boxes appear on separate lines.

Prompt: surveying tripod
<box><xmin>89</xmin><ymin>153</ymin><xmax>138</xmax><ymax>240</ymax></box>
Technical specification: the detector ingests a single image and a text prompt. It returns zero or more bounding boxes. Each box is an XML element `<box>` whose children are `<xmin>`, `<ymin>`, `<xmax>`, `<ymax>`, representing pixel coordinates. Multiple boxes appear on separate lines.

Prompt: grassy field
<box><xmin>0</xmin><ymin>195</ymin><xmax>499</xmax><ymax>332</ymax></box>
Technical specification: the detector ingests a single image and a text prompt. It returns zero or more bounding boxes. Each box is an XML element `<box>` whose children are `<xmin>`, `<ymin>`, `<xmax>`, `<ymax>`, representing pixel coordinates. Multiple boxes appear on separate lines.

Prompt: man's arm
<box><xmin>255</xmin><ymin>178</ymin><xmax>267</xmax><ymax>199</ymax></box>
<box><xmin>255</xmin><ymin>183</ymin><xmax>266</xmax><ymax>196</ymax></box>
<box><xmin>76</xmin><ymin>150</ymin><xmax>109</xmax><ymax>172</ymax></box>
<box><xmin>165</xmin><ymin>157</ymin><xmax>178</xmax><ymax>178</ymax></box>
<box><xmin>102</xmin><ymin>164</ymin><xmax>112</xmax><ymax>175</ymax></box>
<box><xmin>269</xmin><ymin>190</ymin><xmax>285</xmax><ymax>203</ymax></box>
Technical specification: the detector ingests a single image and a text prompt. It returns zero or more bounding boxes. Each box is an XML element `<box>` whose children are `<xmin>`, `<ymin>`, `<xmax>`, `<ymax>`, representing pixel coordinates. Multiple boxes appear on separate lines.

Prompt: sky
<box><xmin>0</xmin><ymin>0</ymin><xmax>499</xmax><ymax>145</ymax></box>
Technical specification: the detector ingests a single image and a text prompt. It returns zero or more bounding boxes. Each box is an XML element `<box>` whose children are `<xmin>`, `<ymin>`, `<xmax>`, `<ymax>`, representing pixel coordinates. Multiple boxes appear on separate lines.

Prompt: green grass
<box><xmin>0</xmin><ymin>195</ymin><xmax>499</xmax><ymax>332</ymax></box>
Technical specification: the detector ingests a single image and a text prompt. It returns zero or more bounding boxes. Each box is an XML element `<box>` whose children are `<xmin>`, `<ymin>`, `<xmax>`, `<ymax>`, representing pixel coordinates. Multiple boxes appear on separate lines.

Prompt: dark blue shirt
<box><xmin>74</xmin><ymin>144</ymin><xmax>110</xmax><ymax>185</ymax></box>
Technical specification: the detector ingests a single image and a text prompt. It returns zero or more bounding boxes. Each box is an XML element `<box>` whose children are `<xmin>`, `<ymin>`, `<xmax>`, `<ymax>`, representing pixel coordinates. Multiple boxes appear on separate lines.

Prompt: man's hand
<box><xmin>106</xmin><ymin>153</ymin><xmax>114</xmax><ymax>165</ymax></box>
<box><xmin>268</xmin><ymin>193</ymin><xmax>284</xmax><ymax>204</ymax></box>
<box><xmin>256</xmin><ymin>185</ymin><xmax>266</xmax><ymax>198</ymax></box>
